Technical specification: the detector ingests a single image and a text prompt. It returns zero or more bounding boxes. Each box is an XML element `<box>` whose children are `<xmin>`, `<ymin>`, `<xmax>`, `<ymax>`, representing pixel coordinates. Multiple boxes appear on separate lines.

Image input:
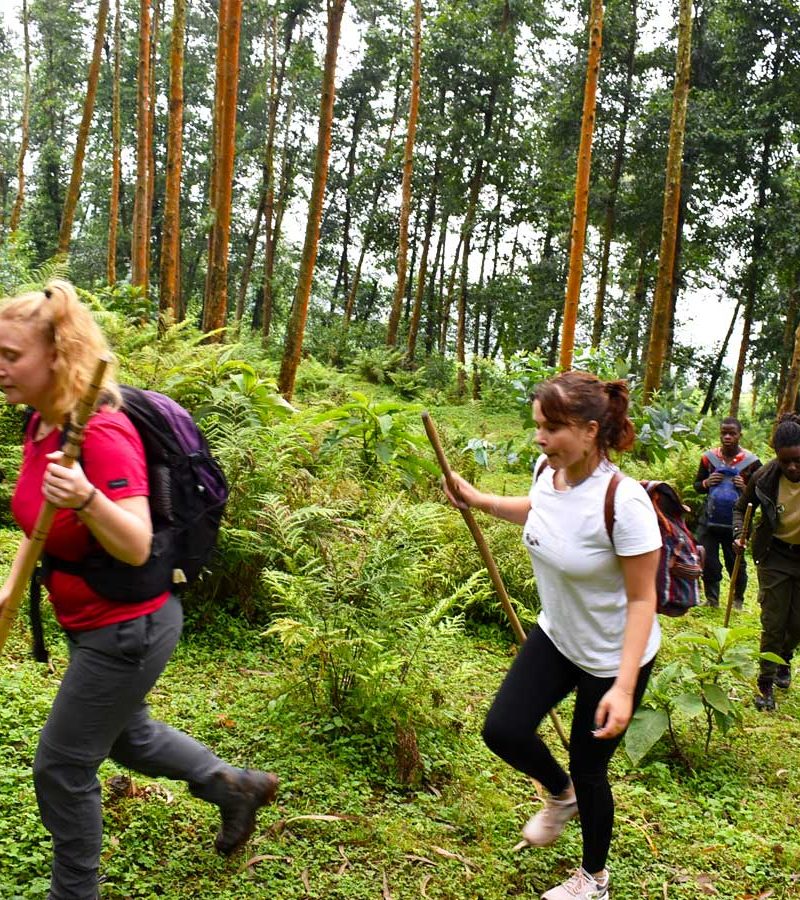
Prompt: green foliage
<box><xmin>313</xmin><ymin>391</ymin><xmax>438</xmax><ymax>484</ymax></box>
<box><xmin>631</xmin><ymin>392</ymin><xmax>705</xmax><ymax>463</ymax></box>
<box><xmin>625</xmin><ymin>622</ymin><xmax>771</xmax><ymax>766</ymax></box>
<box><xmin>350</xmin><ymin>347</ymin><xmax>405</xmax><ymax>385</ymax></box>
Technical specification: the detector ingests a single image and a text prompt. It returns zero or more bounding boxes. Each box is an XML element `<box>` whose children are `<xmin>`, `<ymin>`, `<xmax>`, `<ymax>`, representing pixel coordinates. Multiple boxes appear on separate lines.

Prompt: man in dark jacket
<box><xmin>734</xmin><ymin>415</ymin><xmax>800</xmax><ymax>711</ymax></box>
<box><xmin>696</xmin><ymin>418</ymin><xmax>761</xmax><ymax>609</ymax></box>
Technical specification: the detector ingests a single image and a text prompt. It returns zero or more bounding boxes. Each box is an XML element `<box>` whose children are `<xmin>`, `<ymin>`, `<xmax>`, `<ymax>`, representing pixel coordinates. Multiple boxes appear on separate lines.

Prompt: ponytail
<box><xmin>602</xmin><ymin>379</ymin><xmax>636</xmax><ymax>453</ymax></box>
<box><xmin>533</xmin><ymin>370</ymin><xmax>636</xmax><ymax>457</ymax></box>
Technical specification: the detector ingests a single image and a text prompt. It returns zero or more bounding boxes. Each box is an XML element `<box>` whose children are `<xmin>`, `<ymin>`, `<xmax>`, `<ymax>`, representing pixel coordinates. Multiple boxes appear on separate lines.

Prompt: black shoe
<box><xmin>704</xmin><ymin>598</ymin><xmax>719</xmax><ymax>608</ymax></box>
<box><xmin>775</xmin><ymin>665</ymin><xmax>791</xmax><ymax>690</ymax></box>
<box><xmin>214</xmin><ymin>769</ymin><xmax>279</xmax><ymax>856</ymax></box>
<box><xmin>732</xmin><ymin>598</ymin><xmax>744</xmax><ymax>611</ymax></box>
<box><xmin>755</xmin><ymin>679</ymin><xmax>776</xmax><ymax>711</ymax></box>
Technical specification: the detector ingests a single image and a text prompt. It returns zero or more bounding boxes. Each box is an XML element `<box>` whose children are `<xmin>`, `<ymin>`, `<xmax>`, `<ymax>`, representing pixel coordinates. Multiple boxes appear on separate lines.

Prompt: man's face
<box><xmin>777</xmin><ymin>445</ymin><xmax>800</xmax><ymax>483</ymax></box>
<box><xmin>720</xmin><ymin>424</ymin><xmax>741</xmax><ymax>451</ymax></box>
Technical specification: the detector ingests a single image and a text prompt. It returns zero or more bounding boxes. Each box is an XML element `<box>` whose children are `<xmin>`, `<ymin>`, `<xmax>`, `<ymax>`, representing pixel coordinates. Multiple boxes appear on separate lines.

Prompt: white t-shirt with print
<box><xmin>522</xmin><ymin>456</ymin><xmax>662</xmax><ymax>677</ymax></box>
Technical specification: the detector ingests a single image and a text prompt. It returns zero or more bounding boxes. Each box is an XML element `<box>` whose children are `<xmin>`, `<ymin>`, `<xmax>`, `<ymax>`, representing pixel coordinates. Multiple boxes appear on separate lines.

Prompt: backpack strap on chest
<box><xmin>604</xmin><ymin>471</ymin><xmax>624</xmax><ymax>545</ymax></box>
<box><xmin>534</xmin><ymin>457</ymin><xmax>549</xmax><ymax>482</ymax></box>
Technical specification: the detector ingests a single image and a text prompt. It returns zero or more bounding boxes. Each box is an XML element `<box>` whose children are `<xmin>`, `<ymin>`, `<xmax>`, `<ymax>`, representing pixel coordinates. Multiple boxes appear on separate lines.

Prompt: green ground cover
<box><xmin>1</xmin><ymin>357</ymin><xmax>798</xmax><ymax>899</ymax></box>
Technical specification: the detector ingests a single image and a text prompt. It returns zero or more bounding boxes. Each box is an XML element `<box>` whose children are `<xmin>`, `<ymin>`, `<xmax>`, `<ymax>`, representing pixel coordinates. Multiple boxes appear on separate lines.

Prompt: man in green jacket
<box><xmin>734</xmin><ymin>414</ymin><xmax>800</xmax><ymax>711</ymax></box>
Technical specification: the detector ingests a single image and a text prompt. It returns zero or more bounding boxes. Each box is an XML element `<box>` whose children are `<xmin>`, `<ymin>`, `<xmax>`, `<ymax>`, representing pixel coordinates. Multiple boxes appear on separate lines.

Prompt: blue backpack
<box><xmin>705</xmin><ymin>451</ymin><xmax>757</xmax><ymax>529</ymax></box>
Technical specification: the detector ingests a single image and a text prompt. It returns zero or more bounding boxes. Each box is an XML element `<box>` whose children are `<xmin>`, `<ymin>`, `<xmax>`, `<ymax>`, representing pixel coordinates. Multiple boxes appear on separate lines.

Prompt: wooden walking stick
<box><xmin>0</xmin><ymin>356</ymin><xmax>110</xmax><ymax>655</ymax></box>
<box><xmin>421</xmin><ymin>411</ymin><xmax>570</xmax><ymax>751</ymax></box>
<box><xmin>724</xmin><ymin>502</ymin><xmax>754</xmax><ymax>628</ymax></box>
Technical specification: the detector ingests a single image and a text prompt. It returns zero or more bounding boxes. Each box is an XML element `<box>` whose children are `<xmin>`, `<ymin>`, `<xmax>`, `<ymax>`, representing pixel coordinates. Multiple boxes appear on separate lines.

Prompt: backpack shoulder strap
<box><xmin>604</xmin><ymin>472</ymin><xmax>625</xmax><ymax>545</ymax></box>
<box><xmin>534</xmin><ymin>457</ymin><xmax>549</xmax><ymax>482</ymax></box>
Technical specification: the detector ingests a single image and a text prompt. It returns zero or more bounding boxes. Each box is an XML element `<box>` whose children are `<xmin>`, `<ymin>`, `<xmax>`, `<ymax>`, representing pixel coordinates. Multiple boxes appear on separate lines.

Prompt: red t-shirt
<box><xmin>12</xmin><ymin>408</ymin><xmax>169</xmax><ymax>631</ymax></box>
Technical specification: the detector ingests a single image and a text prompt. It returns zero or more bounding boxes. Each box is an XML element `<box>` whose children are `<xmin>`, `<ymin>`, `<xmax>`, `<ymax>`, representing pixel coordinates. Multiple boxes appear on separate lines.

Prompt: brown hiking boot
<box><xmin>214</xmin><ymin>769</ymin><xmax>279</xmax><ymax>856</ymax></box>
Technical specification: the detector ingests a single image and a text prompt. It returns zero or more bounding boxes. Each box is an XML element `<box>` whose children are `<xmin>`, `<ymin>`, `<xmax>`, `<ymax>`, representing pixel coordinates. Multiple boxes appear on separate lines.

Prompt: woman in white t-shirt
<box><xmin>444</xmin><ymin>371</ymin><xmax>661</xmax><ymax>900</ymax></box>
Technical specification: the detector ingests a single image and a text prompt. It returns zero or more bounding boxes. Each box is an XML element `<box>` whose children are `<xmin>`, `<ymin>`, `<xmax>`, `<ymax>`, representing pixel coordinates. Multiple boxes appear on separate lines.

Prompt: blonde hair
<box><xmin>0</xmin><ymin>279</ymin><xmax>121</xmax><ymax>420</ymax></box>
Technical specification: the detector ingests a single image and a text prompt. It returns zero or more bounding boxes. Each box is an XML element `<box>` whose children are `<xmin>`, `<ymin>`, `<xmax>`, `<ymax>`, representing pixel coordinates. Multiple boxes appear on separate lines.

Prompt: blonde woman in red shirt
<box><xmin>0</xmin><ymin>281</ymin><xmax>277</xmax><ymax>900</ymax></box>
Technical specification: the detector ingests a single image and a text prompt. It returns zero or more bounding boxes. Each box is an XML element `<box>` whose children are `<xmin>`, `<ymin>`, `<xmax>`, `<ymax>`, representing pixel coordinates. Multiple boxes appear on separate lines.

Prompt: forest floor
<box><xmin>1</xmin><ymin>388</ymin><xmax>800</xmax><ymax>899</ymax></box>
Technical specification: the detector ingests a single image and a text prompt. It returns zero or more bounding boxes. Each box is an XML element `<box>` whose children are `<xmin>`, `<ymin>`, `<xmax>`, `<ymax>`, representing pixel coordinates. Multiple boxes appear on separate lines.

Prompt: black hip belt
<box><xmin>772</xmin><ymin>538</ymin><xmax>800</xmax><ymax>556</ymax></box>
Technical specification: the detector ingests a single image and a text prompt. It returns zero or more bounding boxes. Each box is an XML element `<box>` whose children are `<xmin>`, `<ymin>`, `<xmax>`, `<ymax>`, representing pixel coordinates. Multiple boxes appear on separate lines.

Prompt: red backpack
<box><xmin>605</xmin><ymin>473</ymin><xmax>703</xmax><ymax>617</ymax></box>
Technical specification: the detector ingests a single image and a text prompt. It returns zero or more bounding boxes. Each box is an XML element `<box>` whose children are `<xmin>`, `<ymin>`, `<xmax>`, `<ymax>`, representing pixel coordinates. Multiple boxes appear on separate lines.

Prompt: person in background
<box><xmin>0</xmin><ymin>281</ymin><xmax>278</xmax><ymax>900</ymax></box>
<box><xmin>442</xmin><ymin>370</ymin><xmax>661</xmax><ymax>900</ymax></box>
<box><xmin>694</xmin><ymin>417</ymin><xmax>761</xmax><ymax>609</ymax></box>
<box><xmin>734</xmin><ymin>413</ymin><xmax>800</xmax><ymax>712</ymax></box>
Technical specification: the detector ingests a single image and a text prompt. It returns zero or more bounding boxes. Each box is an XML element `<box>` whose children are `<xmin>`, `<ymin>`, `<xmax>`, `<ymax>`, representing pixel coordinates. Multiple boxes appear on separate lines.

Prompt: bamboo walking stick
<box><xmin>724</xmin><ymin>502</ymin><xmax>754</xmax><ymax>628</ymax></box>
<box><xmin>421</xmin><ymin>411</ymin><xmax>570</xmax><ymax>751</ymax></box>
<box><xmin>0</xmin><ymin>356</ymin><xmax>110</xmax><ymax>655</ymax></box>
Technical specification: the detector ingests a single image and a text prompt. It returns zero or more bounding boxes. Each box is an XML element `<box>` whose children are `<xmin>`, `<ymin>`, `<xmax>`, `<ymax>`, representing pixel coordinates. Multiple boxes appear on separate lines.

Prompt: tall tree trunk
<box><xmin>9</xmin><ymin>0</ymin><xmax>31</xmax><ymax>236</ymax></box>
<box><xmin>262</xmin><ymin>9</ymin><xmax>302</xmax><ymax>339</ymax></box>
<box><xmin>778</xmin><ymin>277</ymin><xmax>800</xmax><ymax>403</ymax></box>
<box><xmin>278</xmin><ymin>0</ymin><xmax>346</xmax><ymax>399</ymax></box>
<box><xmin>424</xmin><ymin>212</ymin><xmax>448</xmax><ymax>355</ymax></box>
<box><xmin>439</xmin><ymin>232</ymin><xmax>463</xmax><ymax>354</ymax></box>
<box><xmin>779</xmin><ymin>315</ymin><xmax>800</xmax><ymax>419</ymax></box>
<box><xmin>331</xmin><ymin>94</ymin><xmax>368</xmax><ymax>312</ymax></box>
<box><xmin>456</xmin><ymin>0</ymin><xmax>511</xmax><ymax>395</ymax></box>
<box><xmin>627</xmin><ymin>246</ymin><xmax>650</xmax><ymax>373</ymax></box>
<box><xmin>107</xmin><ymin>0</ymin><xmax>122</xmax><ymax>283</ymax></box>
<box><xmin>730</xmin><ymin>39</ymin><xmax>783</xmax><ymax>415</ymax></box>
<box><xmin>559</xmin><ymin>0</ymin><xmax>603</xmax><ymax>369</ymax></box>
<box><xmin>145</xmin><ymin>0</ymin><xmax>160</xmax><ymax>288</ymax></box>
<box><xmin>236</xmin><ymin>188</ymin><xmax>266</xmax><ymax>323</ymax></box>
<box><xmin>341</xmin><ymin>70</ymin><xmax>404</xmax><ymax>332</ymax></box>
<box><xmin>591</xmin><ymin>0</ymin><xmax>636</xmax><ymax>348</ymax></box>
<box><xmin>159</xmin><ymin>0</ymin><xmax>186</xmax><ymax>326</ymax></box>
<box><xmin>131</xmin><ymin>0</ymin><xmax>153</xmax><ymax>293</ymax></box>
<box><xmin>387</xmin><ymin>0</ymin><xmax>422</xmax><ymax>347</ymax></box>
<box><xmin>700</xmin><ymin>299</ymin><xmax>740</xmax><ymax>416</ymax></box>
<box><xmin>203</xmin><ymin>0</ymin><xmax>243</xmax><ymax>337</ymax></box>
<box><xmin>407</xmin><ymin>151</ymin><xmax>440</xmax><ymax>362</ymax></box>
<box><xmin>642</xmin><ymin>0</ymin><xmax>692</xmax><ymax>403</ymax></box>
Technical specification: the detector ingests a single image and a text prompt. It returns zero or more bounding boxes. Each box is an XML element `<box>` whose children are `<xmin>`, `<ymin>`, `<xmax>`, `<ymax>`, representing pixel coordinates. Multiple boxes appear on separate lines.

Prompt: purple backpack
<box><xmin>44</xmin><ymin>386</ymin><xmax>229</xmax><ymax>603</ymax></box>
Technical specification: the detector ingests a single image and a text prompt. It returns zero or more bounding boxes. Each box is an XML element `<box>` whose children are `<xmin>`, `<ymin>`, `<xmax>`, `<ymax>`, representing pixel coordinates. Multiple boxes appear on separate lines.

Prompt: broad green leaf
<box><xmin>376</xmin><ymin>440</ymin><xmax>394</xmax><ymax>464</ymax></box>
<box><xmin>624</xmin><ymin>708</ymin><xmax>669</xmax><ymax>766</ymax></box>
<box><xmin>377</xmin><ymin>414</ymin><xmax>394</xmax><ymax>436</ymax></box>
<box><xmin>760</xmin><ymin>652</ymin><xmax>787</xmax><ymax>664</ymax></box>
<box><xmin>673</xmin><ymin>692</ymin><xmax>704</xmax><ymax>719</ymax></box>
<box><xmin>703</xmin><ymin>683</ymin><xmax>731</xmax><ymax>714</ymax></box>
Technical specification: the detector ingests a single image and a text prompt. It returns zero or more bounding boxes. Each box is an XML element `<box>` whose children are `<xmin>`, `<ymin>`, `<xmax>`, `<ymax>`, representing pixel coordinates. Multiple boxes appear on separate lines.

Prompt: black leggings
<box><xmin>482</xmin><ymin>626</ymin><xmax>653</xmax><ymax>873</ymax></box>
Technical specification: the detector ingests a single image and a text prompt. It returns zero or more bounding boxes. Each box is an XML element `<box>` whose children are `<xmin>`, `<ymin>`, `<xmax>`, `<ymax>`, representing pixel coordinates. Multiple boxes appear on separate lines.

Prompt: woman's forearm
<box><xmin>76</xmin><ymin>494</ymin><xmax>152</xmax><ymax>566</ymax></box>
<box><xmin>474</xmin><ymin>493</ymin><xmax>531</xmax><ymax>525</ymax></box>
<box><xmin>615</xmin><ymin>597</ymin><xmax>655</xmax><ymax>694</ymax></box>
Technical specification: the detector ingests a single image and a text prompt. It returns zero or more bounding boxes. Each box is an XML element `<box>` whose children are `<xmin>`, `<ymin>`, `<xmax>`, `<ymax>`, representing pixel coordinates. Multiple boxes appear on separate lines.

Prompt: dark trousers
<box><xmin>757</xmin><ymin>547</ymin><xmax>800</xmax><ymax>682</ymax></box>
<box><xmin>700</xmin><ymin>526</ymin><xmax>746</xmax><ymax>604</ymax></box>
<box><xmin>34</xmin><ymin>595</ymin><xmax>234</xmax><ymax>900</ymax></box>
<box><xmin>482</xmin><ymin>626</ymin><xmax>653</xmax><ymax>873</ymax></box>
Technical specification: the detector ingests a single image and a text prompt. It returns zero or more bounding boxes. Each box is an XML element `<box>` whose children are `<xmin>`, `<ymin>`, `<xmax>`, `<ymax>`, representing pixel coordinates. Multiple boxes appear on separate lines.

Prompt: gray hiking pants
<box><xmin>35</xmin><ymin>594</ymin><xmax>232</xmax><ymax>900</ymax></box>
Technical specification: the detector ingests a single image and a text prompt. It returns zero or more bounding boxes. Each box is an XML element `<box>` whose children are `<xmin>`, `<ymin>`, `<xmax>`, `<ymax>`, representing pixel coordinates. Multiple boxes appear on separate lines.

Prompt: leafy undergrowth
<box><xmin>1</xmin><ymin>598</ymin><xmax>799</xmax><ymax>900</ymax></box>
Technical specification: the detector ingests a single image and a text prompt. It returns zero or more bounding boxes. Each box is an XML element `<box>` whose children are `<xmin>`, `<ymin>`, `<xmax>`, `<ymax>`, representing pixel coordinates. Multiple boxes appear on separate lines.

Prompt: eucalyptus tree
<box><xmin>278</xmin><ymin>0</ymin><xmax>347</xmax><ymax>399</ymax></box>
<box><xmin>107</xmin><ymin>0</ymin><xmax>121</xmax><ymax>284</ymax></box>
<box><xmin>559</xmin><ymin>0</ymin><xmax>603</xmax><ymax>371</ymax></box>
<box><xmin>8</xmin><ymin>0</ymin><xmax>30</xmax><ymax>237</ymax></box>
<box><xmin>642</xmin><ymin>0</ymin><xmax>692</xmax><ymax>404</ymax></box>
<box><xmin>131</xmin><ymin>0</ymin><xmax>153</xmax><ymax>293</ymax></box>
<box><xmin>22</xmin><ymin>0</ymin><xmax>90</xmax><ymax>261</ymax></box>
<box><xmin>58</xmin><ymin>0</ymin><xmax>110</xmax><ymax>255</ymax></box>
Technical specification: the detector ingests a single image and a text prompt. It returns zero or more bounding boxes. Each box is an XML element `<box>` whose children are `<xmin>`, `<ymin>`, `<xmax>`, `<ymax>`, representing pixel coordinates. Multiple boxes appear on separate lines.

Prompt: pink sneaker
<box><xmin>541</xmin><ymin>867</ymin><xmax>609</xmax><ymax>899</ymax></box>
<box><xmin>522</xmin><ymin>785</ymin><xmax>578</xmax><ymax>847</ymax></box>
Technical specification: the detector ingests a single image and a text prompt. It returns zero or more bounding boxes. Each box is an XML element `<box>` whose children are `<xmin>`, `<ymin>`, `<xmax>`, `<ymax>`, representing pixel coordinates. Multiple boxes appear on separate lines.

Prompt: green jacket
<box><xmin>733</xmin><ymin>460</ymin><xmax>783</xmax><ymax>565</ymax></box>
